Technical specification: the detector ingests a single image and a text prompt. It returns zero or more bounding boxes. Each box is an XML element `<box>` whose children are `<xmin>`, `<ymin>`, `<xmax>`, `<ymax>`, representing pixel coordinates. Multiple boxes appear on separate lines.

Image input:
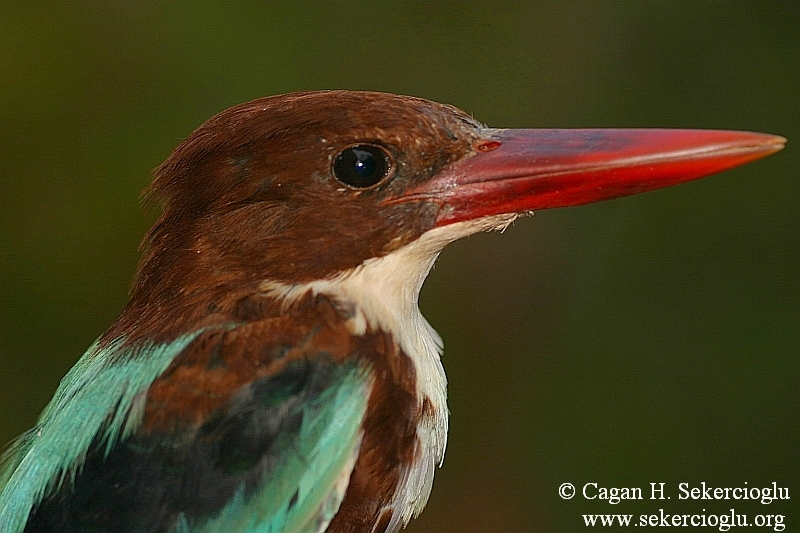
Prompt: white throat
<box><xmin>261</xmin><ymin>214</ymin><xmax>517</xmax><ymax>532</ymax></box>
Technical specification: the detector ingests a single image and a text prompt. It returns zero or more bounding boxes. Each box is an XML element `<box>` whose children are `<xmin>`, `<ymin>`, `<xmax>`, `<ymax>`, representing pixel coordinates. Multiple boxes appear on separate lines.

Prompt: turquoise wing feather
<box><xmin>188</xmin><ymin>363</ymin><xmax>370</xmax><ymax>533</ymax></box>
<box><xmin>0</xmin><ymin>332</ymin><xmax>206</xmax><ymax>533</ymax></box>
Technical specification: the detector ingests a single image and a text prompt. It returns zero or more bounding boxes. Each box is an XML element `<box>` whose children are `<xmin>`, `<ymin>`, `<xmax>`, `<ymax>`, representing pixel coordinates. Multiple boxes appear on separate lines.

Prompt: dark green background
<box><xmin>1</xmin><ymin>2</ymin><xmax>797</xmax><ymax>531</ymax></box>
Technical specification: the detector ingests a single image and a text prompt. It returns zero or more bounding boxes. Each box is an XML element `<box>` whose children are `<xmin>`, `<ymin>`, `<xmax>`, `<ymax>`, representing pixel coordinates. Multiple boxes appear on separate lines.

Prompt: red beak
<box><xmin>401</xmin><ymin>129</ymin><xmax>785</xmax><ymax>226</ymax></box>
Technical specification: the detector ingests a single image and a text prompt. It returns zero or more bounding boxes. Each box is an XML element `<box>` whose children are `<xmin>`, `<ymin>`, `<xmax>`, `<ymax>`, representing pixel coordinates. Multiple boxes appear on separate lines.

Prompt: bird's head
<box><xmin>119</xmin><ymin>90</ymin><xmax>783</xmax><ymax>337</ymax></box>
<box><xmin>139</xmin><ymin>91</ymin><xmax>482</xmax><ymax>287</ymax></box>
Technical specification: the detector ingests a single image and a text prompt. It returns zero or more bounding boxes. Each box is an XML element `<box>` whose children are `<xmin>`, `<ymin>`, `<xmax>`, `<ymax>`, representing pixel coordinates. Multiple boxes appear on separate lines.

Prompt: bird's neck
<box><xmin>261</xmin><ymin>229</ymin><xmax>452</xmax><ymax>530</ymax></box>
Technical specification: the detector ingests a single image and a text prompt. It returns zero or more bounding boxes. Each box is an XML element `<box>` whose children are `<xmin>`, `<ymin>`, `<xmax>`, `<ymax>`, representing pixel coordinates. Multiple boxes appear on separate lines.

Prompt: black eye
<box><xmin>333</xmin><ymin>145</ymin><xmax>391</xmax><ymax>188</ymax></box>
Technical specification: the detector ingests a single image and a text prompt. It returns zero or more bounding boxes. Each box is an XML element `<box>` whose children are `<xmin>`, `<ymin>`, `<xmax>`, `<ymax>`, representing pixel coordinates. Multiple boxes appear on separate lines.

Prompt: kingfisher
<box><xmin>0</xmin><ymin>91</ymin><xmax>784</xmax><ymax>533</ymax></box>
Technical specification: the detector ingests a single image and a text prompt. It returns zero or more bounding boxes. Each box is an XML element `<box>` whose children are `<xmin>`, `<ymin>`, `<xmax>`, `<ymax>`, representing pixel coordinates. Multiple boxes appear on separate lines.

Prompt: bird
<box><xmin>0</xmin><ymin>90</ymin><xmax>784</xmax><ymax>533</ymax></box>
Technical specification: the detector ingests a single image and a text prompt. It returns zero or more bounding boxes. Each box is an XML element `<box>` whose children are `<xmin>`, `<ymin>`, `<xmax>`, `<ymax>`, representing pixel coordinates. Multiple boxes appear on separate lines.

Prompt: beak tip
<box><xmin>731</xmin><ymin>132</ymin><xmax>786</xmax><ymax>164</ymax></box>
<box><xmin>765</xmin><ymin>134</ymin><xmax>787</xmax><ymax>152</ymax></box>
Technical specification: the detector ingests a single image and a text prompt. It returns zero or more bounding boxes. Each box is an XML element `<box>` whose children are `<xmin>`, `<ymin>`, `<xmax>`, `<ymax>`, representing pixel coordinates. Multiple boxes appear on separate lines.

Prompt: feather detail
<box><xmin>188</xmin><ymin>362</ymin><xmax>371</xmax><ymax>533</ymax></box>
<box><xmin>0</xmin><ymin>331</ymin><xmax>211</xmax><ymax>533</ymax></box>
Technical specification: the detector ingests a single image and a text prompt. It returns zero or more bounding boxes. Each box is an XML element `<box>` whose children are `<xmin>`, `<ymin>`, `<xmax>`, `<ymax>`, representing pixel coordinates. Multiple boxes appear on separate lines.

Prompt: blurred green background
<box><xmin>1</xmin><ymin>2</ymin><xmax>797</xmax><ymax>531</ymax></box>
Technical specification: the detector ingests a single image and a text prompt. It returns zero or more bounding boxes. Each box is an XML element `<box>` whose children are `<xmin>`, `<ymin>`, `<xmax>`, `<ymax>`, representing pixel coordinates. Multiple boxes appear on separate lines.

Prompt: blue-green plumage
<box><xmin>186</xmin><ymin>360</ymin><xmax>370</xmax><ymax>533</ymax></box>
<box><xmin>0</xmin><ymin>333</ymin><xmax>207</xmax><ymax>533</ymax></box>
<box><xmin>0</xmin><ymin>328</ymin><xmax>372</xmax><ymax>533</ymax></box>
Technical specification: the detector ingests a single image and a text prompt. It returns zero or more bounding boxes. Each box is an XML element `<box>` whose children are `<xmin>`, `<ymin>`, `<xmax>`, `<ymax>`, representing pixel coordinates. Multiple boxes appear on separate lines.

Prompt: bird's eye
<box><xmin>333</xmin><ymin>145</ymin><xmax>391</xmax><ymax>188</ymax></box>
